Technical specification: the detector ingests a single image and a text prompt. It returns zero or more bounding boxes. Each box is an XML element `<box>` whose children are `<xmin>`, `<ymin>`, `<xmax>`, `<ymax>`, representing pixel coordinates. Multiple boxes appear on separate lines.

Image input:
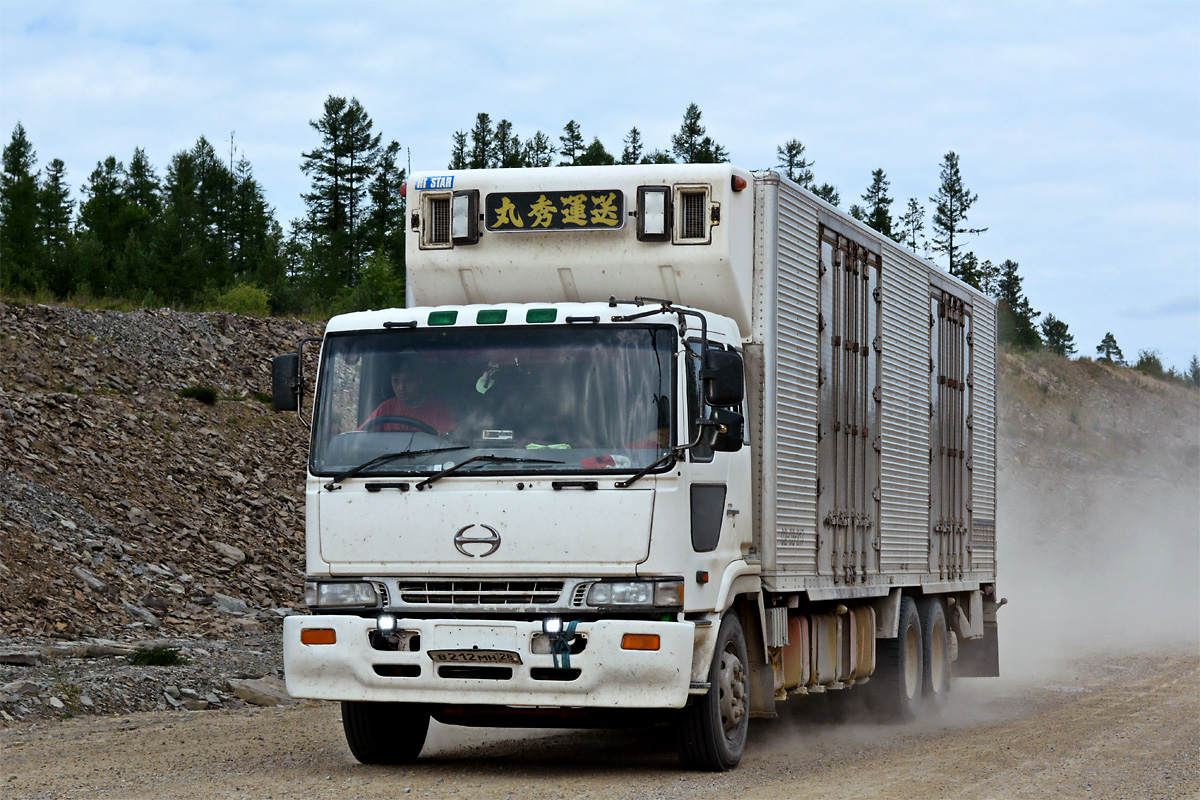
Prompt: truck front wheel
<box><xmin>341</xmin><ymin>701</ymin><xmax>430</xmax><ymax>765</ymax></box>
<box><xmin>867</xmin><ymin>595</ymin><xmax>923</xmax><ymax>721</ymax></box>
<box><xmin>677</xmin><ymin>612</ymin><xmax>749</xmax><ymax>771</ymax></box>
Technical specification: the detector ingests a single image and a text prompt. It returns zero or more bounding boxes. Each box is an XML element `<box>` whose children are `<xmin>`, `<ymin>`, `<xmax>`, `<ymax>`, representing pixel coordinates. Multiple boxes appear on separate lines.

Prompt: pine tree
<box><xmin>0</xmin><ymin>122</ymin><xmax>41</xmax><ymax>291</ymax></box>
<box><xmin>37</xmin><ymin>158</ymin><xmax>73</xmax><ymax>296</ymax></box>
<box><xmin>299</xmin><ymin>96</ymin><xmax>382</xmax><ymax>289</ymax></box>
<box><xmin>524</xmin><ymin>131</ymin><xmax>556</xmax><ymax>167</ymax></box>
<box><xmin>1096</xmin><ymin>332</ymin><xmax>1124</xmax><ymax>364</ymax></box>
<box><xmin>812</xmin><ymin>183</ymin><xmax>840</xmax><ymax>207</ymax></box>
<box><xmin>1040</xmin><ymin>313</ymin><xmax>1076</xmax><ymax>357</ymax></box>
<box><xmin>930</xmin><ymin>151</ymin><xmax>986</xmax><ymax>278</ymax></box>
<box><xmin>558</xmin><ymin>121</ymin><xmax>585</xmax><ymax>166</ymax></box>
<box><xmin>640</xmin><ymin>149</ymin><xmax>675</xmax><ymax>165</ymax></box>
<box><xmin>364</xmin><ymin>140</ymin><xmax>406</xmax><ymax>280</ymax></box>
<box><xmin>671</xmin><ymin>103</ymin><xmax>727</xmax><ymax>163</ymax></box>
<box><xmin>78</xmin><ymin>155</ymin><xmax>128</xmax><ymax>294</ymax></box>
<box><xmin>448</xmin><ymin>131</ymin><xmax>468</xmax><ymax>169</ymax></box>
<box><xmin>578</xmin><ymin>137</ymin><xmax>615</xmax><ymax>166</ymax></box>
<box><xmin>1186</xmin><ymin>355</ymin><xmax>1199</xmax><ymax>388</ymax></box>
<box><xmin>468</xmin><ymin>113</ymin><xmax>494</xmax><ymax>169</ymax></box>
<box><xmin>493</xmin><ymin>120</ymin><xmax>523</xmax><ymax>168</ymax></box>
<box><xmin>892</xmin><ymin>198</ymin><xmax>926</xmax><ymax>254</ymax></box>
<box><xmin>621</xmin><ymin>127</ymin><xmax>644</xmax><ymax>165</ymax></box>
<box><xmin>775</xmin><ymin>139</ymin><xmax>814</xmax><ymax>187</ymax></box>
<box><xmin>995</xmin><ymin>259</ymin><xmax>1040</xmax><ymax>350</ymax></box>
<box><xmin>860</xmin><ymin>169</ymin><xmax>893</xmax><ymax>237</ymax></box>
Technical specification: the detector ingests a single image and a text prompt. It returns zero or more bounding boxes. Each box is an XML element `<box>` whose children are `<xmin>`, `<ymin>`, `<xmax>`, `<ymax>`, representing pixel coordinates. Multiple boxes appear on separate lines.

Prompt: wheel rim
<box><xmin>718</xmin><ymin>647</ymin><xmax>747</xmax><ymax>738</ymax></box>
<box><xmin>903</xmin><ymin>624</ymin><xmax>920</xmax><ymax>699</ymax></box>
<box><xmin>929</xmin><ymin>619</ymin><xmax>946</xmax><ymax>692</ymax></box>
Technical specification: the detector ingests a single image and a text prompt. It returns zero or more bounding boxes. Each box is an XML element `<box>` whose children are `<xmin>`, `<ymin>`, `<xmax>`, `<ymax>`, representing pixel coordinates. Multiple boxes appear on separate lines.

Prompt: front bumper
<box><xmin>283</xmin><ymin>615</ymin><xmax>695</xmax><ymax>709</ymax></box>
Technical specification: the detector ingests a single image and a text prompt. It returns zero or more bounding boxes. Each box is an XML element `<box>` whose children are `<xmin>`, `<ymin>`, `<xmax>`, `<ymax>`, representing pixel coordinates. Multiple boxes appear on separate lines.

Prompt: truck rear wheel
<box><xmin>918</xmin><ymin>596</ymin><xmax>951</xmax><ymax>710</ymax></box>
<box><xmin>677</xmin><ymin>612</ymin><xmax>749</xmax><ymax>771</ymax></box>
<box><xmin>867</xmin><ymin>595</ymin><xmax>923</xmax><ymax>721</ymax></box>
<box><xmin>341</xmin><ymin>701</ymin><xmax>429</xmax><ymax>765</ymax></box>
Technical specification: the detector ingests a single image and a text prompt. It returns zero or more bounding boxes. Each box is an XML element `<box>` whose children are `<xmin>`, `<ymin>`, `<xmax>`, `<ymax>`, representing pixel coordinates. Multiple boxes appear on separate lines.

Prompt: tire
<box><xmin>867</xmin><ymin>596</ymin><xmax>923</xmax><ymax>721</ymax></box>
<box><xmin>341</xmin><ymin>701</ymin><xmax>430</xmax><ymax>765</ymax></box>
<box><xmin>918</xmin><ymin>596</ymin><xmax>951</xmax><ymax>711</ymax></box>
<box><xmin>677</xmin><ymin>612</ymin><xmax>750</xmax><ymax>771</ymax></box>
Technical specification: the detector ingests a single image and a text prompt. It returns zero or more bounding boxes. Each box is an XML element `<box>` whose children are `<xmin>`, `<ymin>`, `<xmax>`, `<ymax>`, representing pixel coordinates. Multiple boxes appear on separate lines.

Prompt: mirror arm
<box><xmin>293</xmin><ymin>336</ymin><xmax>322</xmax><ymax>431</ymax></box>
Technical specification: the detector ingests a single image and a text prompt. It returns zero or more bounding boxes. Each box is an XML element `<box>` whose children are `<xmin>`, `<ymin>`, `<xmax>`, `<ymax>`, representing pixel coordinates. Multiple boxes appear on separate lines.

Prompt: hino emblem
<box><xmin>453</xmin><ymin>524</ymin><xmax>502</xmax><ymax>557</ymax></box>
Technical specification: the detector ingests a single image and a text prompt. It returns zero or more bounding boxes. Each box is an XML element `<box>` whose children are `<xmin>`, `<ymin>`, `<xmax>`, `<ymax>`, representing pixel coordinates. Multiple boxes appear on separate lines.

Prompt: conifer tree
<box><xmin>1096</xmin><ymin>332</ymin><xmax>1124</xmax><ymax>364</ymax></box>
<box><xmin>364</xmin><ymin>140</ymin><xmax>406</xmax><ymax>276</ymax></box>
<box><xmin>468</xmin><ymin>113</ymin><xmax>494</xmax><ymax>169</ymax></box>
<box><xmin>995</xmin><ymin>258</ymin><xmax>1040</xmax><ymax>349</ymax></box>
<box><xmin>775</xmin><ymin>139</ymin><xmax>814</xmax><ymax>187</ymax></box>
<box><xmin>1040</xmin><ymin>314</ymin><xmax>1076</xmax><ymax>357</ymax></box>
<box><xmin>1186</xmin><ymin>355</ymin><xmax>1199</xmax><ymax>388</ymax></box>
<box><xmin>448</xmin><ymin>131</ymin><xmax>468</xmax><ymax>169</ymax></box>
<box><xmin>860</xmin><ymin>168</ymin><xmax>893</xmax><ymax>237</ymax></box>
<box><xmin>493</xmin><ymin>120</ymin><xmax>524</xmax><ymax>168</ymax></box>
<box><xmin>37</xmin><ymin>157</ymin><xmax>73</xmax><ymax>295</ymax></box>
<box><xmin>523</xmin><ymin>131</ymin><xmax>556</xmax><ymax>168</ymax></box>
<box><xmin>558</xmin><ymin>121</ymin><xmax>585</xmax><ymax>166</ymax></box>
<box><xmin>812</xmin><ymin>183</ymin><xmax>840</xmax><ymax>207</ymax></box>
<box><xmin>0</xmin><ymin>122</ymin><xmax>41</xmax><ymax>291</ymax></box>
<box><xmin>930</xmin><ymin>151</ymin><xmax>986</xmax><ymax>278</ymax></box>
<box><xmin>892</xmin><ymin>198</ymin><xmax>926</xmax><ymax>255</ymax></box>
<box><xmin>78</xmin><ymin>155</ymin><xmax>129</xmax><ymax>294</ymax></box>
<box><xmin>578</xmin><ymin>137</ymin><xmax>615</xmax><ymax>166</ymax></box>
<box><xmin>621</xmin><ymin>127</ymin><xmax>644</xmax><ymax>165</ymax></box>
<box><xmin>672</xmin><ymin>103</ymin><xmax>727</xmax><ymax>163</ymax></box>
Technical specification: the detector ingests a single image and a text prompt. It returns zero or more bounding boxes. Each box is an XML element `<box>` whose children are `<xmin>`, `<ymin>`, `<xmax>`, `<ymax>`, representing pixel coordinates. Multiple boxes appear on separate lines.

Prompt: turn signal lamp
<box><xmin>621</xmin><ymin>633</ymin><xmax>661</xmax><ymax>651</ymax></box>
<box><xmin>731</xmin><ymin>175</ymin><xmax>747</xmax><ymax>192</ymax></box>
<box><xmin>300</xmin><ymin>628</ymin><xmax>336</xmax><ymax>645</ymax></box>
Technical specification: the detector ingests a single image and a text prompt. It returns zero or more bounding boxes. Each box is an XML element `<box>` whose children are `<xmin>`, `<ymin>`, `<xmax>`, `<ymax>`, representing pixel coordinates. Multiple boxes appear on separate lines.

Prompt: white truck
<box><xmin>273</xmin><ymin>164</ymin><xmax>1002</xmax><ymax>771</ymax></box>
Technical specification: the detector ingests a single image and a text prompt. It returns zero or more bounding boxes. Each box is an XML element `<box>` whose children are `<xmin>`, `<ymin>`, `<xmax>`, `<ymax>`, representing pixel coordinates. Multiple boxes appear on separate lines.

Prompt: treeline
<box><xmin>1</xmin><ymin>98</ymin><xmax>1195</xmax><ymax>384</ymax></box>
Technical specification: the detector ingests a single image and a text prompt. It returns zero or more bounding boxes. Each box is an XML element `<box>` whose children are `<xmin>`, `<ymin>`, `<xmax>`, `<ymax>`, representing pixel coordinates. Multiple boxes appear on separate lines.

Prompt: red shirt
<box><xmin>362</xmin><ymin>396</ymin><xmax>457</xmax><ymax>433</ymax></box>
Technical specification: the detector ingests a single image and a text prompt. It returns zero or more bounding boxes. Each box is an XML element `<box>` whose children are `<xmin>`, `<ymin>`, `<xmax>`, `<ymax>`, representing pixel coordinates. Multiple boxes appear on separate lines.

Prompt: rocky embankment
<box><xmin>1</xmin><ymin>302</ymin><xmax>322</xmax><ymax>722</ymax></box>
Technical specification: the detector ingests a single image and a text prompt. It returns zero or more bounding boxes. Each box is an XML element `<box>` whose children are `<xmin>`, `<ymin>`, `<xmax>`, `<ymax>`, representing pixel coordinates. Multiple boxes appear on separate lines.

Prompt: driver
<box><xmin>361</xmin><ymin>358</ymin><xmax>457</xmax><ymax>435</ymax></box>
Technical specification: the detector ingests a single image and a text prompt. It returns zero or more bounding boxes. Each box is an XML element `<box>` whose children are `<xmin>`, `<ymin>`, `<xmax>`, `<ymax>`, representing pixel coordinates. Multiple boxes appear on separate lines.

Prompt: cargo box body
<box><xmin>747</xmin><ymin>172</ymin><xmax>998</xmax><ymax>598</ymax></box>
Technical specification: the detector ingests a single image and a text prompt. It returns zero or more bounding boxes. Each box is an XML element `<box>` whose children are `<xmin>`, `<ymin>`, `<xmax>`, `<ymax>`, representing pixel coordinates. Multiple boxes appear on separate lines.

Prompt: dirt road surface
<box><xmin>3</xmin><ymin>648</ymin><xmax>1194</xmax><ymax>800</ymax></box>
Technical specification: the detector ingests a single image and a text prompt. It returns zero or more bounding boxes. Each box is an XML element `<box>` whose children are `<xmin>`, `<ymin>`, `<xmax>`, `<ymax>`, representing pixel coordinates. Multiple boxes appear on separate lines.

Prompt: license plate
<box><xmin>428</xmin><ymin>649</ymin><xmax>522</xmax><ymax>665</ymax></box>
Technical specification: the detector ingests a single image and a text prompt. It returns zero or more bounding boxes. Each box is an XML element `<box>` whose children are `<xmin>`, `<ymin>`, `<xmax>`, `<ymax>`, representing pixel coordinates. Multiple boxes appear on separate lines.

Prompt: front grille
<box><xmin>397</xmin><ymin>579</ymin><xmax>565</xmax><ymax>605</ymax></box>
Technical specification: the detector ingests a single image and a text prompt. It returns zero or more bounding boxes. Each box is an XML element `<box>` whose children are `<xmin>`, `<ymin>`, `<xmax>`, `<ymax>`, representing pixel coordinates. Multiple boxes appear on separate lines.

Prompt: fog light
<box><xmin>542</xmin><ymin>616</ymin><xmax>563</xmax><ymax>636</ymax></box>
<box><xmin>377</xmin><ymin>614</ymin><xmax>396</xmax><ymax>632</ymax></box>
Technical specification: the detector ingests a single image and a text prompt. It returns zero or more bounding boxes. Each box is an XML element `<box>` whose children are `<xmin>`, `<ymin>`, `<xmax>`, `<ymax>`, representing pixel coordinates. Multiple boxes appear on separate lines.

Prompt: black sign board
<box><xmin>486</xmin><ymin>190</ymin><xmax>624</xmax><ymax>231</ymax></box>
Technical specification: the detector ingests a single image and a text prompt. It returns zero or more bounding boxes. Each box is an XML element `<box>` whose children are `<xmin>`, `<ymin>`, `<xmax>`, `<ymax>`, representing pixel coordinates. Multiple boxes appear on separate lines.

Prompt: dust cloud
<box><xmin>997</xmin><ymin>465</ymin><xmax>1200</xmax><ymax>682</ymax></box>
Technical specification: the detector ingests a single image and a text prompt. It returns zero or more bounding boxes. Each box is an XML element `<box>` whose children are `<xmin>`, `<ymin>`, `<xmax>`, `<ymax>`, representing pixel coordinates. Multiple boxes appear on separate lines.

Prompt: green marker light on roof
<box><xmin>526</xmin><ymin>308</ymin><xmax>557</xmax><ymax>323</ymax></box>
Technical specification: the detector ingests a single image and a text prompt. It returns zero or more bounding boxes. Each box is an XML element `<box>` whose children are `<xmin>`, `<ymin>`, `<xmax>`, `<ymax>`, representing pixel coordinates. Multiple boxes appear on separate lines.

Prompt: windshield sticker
<box><xmin>415</xmin><ymin>175</ymin><xmax>454</xmax><ymax>190</ymax></box>
<box><xmin>486</xmin><ymin>190</ymin><xmax>624</xmax><ymax>231</ymax></box>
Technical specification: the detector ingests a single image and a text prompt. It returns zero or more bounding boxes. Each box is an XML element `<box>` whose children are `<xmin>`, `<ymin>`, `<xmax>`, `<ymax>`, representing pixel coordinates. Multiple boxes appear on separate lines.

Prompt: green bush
<box><xmin>214</xmin><ymin>283</ymin><xmax>271</xmax><ymax>317</ymax></box>
<box><xmin>127</xmin><ymin>645</ymin><xmax>188</xmax><ymax>666</ymax></box>
<box><xmin>178</xmin><ymin>385</ymin><xmax>218</xmax><ymax>405</ymax></box>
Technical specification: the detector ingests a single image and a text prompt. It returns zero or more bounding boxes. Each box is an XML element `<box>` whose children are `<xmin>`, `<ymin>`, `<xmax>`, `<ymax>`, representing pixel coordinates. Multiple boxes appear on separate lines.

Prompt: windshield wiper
<box><xmin>415</xmin><ymin>454</ymin><xmax>564</xmax><ymax>491</ymax></box>
<box><xmin>614</xmin><ymin>450</ymin><xmax>678</xmax><ymax>489</ymax></box>
<box><xmin>324</xmin><ymin>446</ymin><xmax>468</xmax><ymax>491</ymax></box>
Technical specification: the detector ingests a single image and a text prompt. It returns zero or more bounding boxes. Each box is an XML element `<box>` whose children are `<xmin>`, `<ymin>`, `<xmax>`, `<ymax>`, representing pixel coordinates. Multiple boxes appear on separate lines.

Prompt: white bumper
<box><xmin>284</xmin><ymin>615</ymin><xmax>695</xmax><ymax>709</ymax></box>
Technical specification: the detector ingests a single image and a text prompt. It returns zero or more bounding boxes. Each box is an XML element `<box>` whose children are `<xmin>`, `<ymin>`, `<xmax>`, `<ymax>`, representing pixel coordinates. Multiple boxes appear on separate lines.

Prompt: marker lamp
<box><xmin>304</xmin><ymin>581</ymin><xmax>381</xmax><ymax>609</ymax></box>
<box><xmin>586</xmin><ymin>580</ymin><xmax>683</xmax><ymax>608</ymax></box>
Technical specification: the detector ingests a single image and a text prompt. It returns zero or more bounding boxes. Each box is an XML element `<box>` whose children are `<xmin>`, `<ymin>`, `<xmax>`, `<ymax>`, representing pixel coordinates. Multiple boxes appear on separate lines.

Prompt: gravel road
<box><xmin>3</xmin><ymin>648</ymin><xmax>1194</xmax><ymax>800</ymax></box>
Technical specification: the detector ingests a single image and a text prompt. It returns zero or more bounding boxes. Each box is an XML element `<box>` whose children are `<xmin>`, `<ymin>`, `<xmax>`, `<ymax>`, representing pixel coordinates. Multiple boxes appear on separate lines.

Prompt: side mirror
<box><xmin>708</xmin><ymin>408</ymin><xmax>744</xmax><ymax>453</ymax></box>
<box><xmin>272</xmin><ymin>353</ymin><xmax>300</xmax><ymax>411</ymax></box>
<box><xmin>701</xmin><ymin>349</ymin><xmax>744</xmax><ymax>407</ymax></box>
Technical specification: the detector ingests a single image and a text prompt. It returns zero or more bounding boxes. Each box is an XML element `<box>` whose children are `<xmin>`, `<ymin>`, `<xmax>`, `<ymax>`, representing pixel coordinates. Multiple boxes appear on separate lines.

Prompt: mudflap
<box><xmin>955</xmin><ymin>621</ymin><xmax>1000</xmax><ymax>677</ymax></box>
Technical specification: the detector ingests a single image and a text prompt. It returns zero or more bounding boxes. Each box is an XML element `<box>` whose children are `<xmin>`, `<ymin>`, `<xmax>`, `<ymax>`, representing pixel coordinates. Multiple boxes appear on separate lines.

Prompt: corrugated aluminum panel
<box><xmin>968</xmin><ymin>294</ymin><xmax>998</xmax><ymax>574</ymax></box>
<box><xmin>770</xmin><ymin>179</ymin><xmax>821</xmax><ymax>575</ymax></box>
<box><xmin>877</xmin><ymin>242</ymin><xmax>934</xmax><ymax>573</ymax></box>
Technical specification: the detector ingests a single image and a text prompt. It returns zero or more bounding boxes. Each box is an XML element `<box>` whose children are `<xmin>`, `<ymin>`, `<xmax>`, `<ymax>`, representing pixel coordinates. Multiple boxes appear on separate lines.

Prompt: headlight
<box><xmin>305</xmin><ymin>581</ymin><xmax>381</xmax><ymax>609</ymax></box>
<box><xmin>587</xmin><ymin>579</ymin><xmax>683</xmax><ymax>608</ymax></box>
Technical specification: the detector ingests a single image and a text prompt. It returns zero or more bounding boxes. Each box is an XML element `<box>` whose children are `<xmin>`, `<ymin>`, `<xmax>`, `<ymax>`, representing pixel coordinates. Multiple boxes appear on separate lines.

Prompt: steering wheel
<box><xmin>359</xmin><ymin>415</ymin><xmax>439</xmax><ymax>436</ymax></box>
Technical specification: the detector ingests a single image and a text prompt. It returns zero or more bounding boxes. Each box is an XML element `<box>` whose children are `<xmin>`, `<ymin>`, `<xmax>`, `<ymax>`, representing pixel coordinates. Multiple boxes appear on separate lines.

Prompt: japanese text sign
<box><xmin>485</xmin><ymin>190</ymin><xmax>625</xmax><ymax>231</ymax></box>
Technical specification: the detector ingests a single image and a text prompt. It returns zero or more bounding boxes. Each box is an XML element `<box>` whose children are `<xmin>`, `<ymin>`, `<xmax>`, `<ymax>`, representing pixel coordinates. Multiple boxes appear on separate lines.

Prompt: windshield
<box><xmin>309</xmin><ymin>324</ymin><xmax>676</xmax><ymax>477</ymax></box>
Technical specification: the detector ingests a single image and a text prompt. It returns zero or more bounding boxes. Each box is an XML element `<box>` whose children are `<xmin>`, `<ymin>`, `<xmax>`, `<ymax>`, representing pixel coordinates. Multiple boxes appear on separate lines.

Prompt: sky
<box><xmin>2</xmin><ymin>0</ymin><xmax>1198</xmax><ymax>370</ymax></box>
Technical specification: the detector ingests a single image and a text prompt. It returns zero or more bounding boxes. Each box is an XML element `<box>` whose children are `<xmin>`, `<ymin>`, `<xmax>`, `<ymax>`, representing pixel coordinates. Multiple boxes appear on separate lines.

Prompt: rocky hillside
<box><xmin>1</xmin><ymin>302</ymin><xmax>322</xmax><ymax>641</ymax></box>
